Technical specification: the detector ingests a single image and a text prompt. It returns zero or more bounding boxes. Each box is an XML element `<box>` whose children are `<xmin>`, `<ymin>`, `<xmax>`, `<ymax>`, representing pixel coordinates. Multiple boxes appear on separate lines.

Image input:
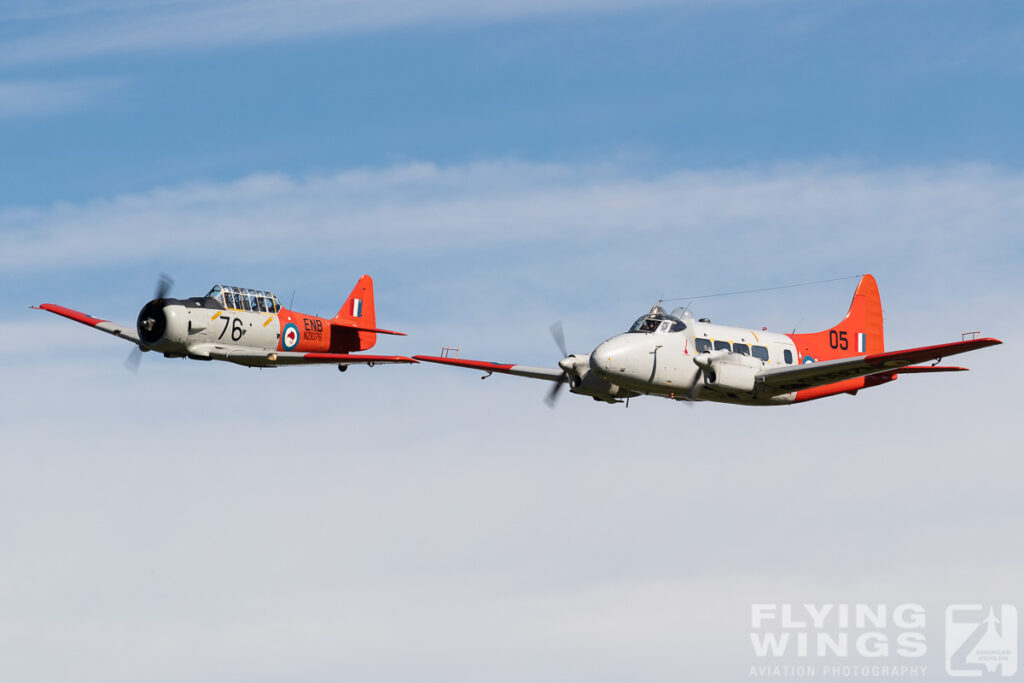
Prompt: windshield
<box><xmin>627</xmin><ymin>314</ymin><xmax>687</xmax><ymax>334</ymax></box>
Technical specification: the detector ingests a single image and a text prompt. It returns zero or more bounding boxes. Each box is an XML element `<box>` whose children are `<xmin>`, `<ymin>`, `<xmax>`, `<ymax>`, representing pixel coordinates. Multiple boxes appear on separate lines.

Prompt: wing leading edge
<box><xmin>757</xmin><ymin>337</ymin><xmax>1002</xmax><ymax>394</ymax></box>
<box><xmin>413</xmin><ymin>355</ymin><xmax>565</xmax><ymax>381</ymax></box>
<box><xmin>33</xmin><ymin>303</ymin><xmax>141</xmax><ymax>344</ymax></box>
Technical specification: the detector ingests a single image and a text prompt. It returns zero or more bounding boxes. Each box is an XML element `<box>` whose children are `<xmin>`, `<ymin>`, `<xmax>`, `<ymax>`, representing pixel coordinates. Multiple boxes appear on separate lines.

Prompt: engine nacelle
<box><xmin>698</xmin><ymin>353</ymin><xmax>761</xmax><ymax>394</ymax></box>
<box><xmin>564</xmin><ymin>354</ymin><xmax>637</xmax><ymax>403</ymax></box>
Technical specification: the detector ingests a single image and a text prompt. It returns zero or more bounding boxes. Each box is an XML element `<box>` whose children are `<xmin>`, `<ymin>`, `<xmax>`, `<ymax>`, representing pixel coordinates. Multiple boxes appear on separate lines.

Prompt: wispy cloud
<box><xmin>0</xmin><ymin>0</ymin><xmax>684</xmax><ymax>65</ymax></box>
<box><xmin>3</xmin><ymin>160</ymin><xmax>1022</xmax><ymax>278</ymax></box>
<box><xmin>0</xmin><ymin>77</ymin><xmax>124</xmax><ymax>118</ymax></box>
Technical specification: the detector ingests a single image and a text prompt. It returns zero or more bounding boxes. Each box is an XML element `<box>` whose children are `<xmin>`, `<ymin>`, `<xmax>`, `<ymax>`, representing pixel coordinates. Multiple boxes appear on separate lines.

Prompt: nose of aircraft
<box><xmin>589</xmin><ymin>335</ymin><xmax>638</xmax><ymax>379</ymax></box>
<box><xmin>137</xmin><ymin>300</ymin><xmax>188</xmax><ymax>350</ymax></box>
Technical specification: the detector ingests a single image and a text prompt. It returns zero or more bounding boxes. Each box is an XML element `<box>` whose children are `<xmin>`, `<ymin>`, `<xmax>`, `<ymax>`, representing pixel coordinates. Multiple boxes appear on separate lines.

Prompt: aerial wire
<box><xmin>660</xmin><ymin>274</ymin><xmax>864</xmax><ymax>303</ymax></box>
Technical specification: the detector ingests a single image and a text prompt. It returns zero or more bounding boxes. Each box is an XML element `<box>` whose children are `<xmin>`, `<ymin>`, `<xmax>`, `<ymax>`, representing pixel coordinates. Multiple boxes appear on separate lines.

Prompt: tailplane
<box><xmin>790</xmin><ymin>274</ymin><xmax>884</xmax><ymax>362</ymax></box>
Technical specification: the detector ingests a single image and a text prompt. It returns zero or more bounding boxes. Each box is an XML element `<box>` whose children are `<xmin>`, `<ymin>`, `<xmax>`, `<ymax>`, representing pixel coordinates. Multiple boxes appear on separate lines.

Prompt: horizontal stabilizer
<box><xmin>332</xmin><ymin>323</ymin><xmax>406</xmax><ymax>336</ymax></box>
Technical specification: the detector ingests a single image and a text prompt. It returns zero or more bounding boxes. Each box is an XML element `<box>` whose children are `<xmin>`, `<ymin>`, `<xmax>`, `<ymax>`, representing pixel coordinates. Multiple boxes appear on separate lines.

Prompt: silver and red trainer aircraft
<box><xmin>34</xmin><ymin>274</ymin><xmax>416</xmax><ymax>370</ymax></box>
<box><xmin>415</xmin><ymin>275</ymin><xmax>1001</xmax><ymax>406</ymax></box>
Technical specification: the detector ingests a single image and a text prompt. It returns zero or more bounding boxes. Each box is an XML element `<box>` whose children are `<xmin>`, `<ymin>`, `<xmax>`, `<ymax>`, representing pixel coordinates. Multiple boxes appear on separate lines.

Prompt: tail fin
<box><xmin>335</xmin><ymin>274</ymin><xmax>376</xmax><ymax>327</ymax></box>
<box><xmin>331</xmin><ymin>274</ymin><xmax>377</xmax><ymax>351</ymax></box>
<box><xmin>790</xmin><ymin>274</ymin><xmax>884</xmax><ymax>362</ymax></box>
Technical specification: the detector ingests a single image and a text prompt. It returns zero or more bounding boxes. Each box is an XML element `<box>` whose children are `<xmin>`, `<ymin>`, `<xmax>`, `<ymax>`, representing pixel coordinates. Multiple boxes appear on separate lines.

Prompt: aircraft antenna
<box><xmin>661</xmin><ymin>274</ymin><xmax>863</xmax><ymax>302</ymax></box>
<box><xmin>289</xmin><ymin>289</ymin><xmax>296</xmax><ymax>310</ymax></box>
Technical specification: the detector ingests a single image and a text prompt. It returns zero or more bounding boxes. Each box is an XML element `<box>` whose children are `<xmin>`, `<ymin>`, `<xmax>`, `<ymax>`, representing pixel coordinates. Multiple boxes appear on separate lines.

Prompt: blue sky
<box><xmin>1</xmin><ymin>1</ymin><xmax>1022</xmax><ymax>205</ymax></box>
<box><xmin>2</xmin><ymin>2</ymin><xmax>1022</xmax><ymax>682</ymax></box>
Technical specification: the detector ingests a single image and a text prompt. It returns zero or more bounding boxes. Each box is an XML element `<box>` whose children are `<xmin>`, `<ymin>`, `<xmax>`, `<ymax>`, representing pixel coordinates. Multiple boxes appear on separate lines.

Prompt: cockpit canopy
<box><xmin>627</xmin><ymin>304</ymin><xmax>688</xmax><ymax>334</ymax></box>
<box><xmin>204</xmin><ymin>285</ymin><xmax>282</xmax><ymax>313</ymax></box>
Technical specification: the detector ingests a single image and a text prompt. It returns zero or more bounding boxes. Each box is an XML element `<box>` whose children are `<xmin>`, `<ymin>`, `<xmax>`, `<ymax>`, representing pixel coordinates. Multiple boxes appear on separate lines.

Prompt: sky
<box><xmin>1</xmin><ymin>1</ymin><xmax>1022</xmax><ymax>682</ymax></box>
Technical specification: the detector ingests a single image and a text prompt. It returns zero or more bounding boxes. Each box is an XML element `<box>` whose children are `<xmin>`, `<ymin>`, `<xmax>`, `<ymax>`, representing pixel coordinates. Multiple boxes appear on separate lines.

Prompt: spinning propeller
<box><xmin>545</xmin><ymin>321</ymin><xmax>578</xmax><ymax>407</ymax></box>
<box><xmin>126</xmin><ymin>273</ymin><xmax>174</xmax><ymax>372</ymax></box>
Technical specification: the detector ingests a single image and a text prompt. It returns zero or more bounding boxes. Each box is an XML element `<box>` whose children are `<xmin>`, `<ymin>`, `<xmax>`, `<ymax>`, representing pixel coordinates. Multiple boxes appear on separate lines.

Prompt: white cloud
<box><xmin>3</xmin><ymin>160</ymin><xmax>1021</xmax><ymax>293</ymax></box>
<box><xmin>0</xmin><ymin>77</ymin><xmax>125</xmax><ymax>118</ymax></box>
<box><xmin>0</xmin><ymin>0</ymin><xmax>687</xmax><ymax>65</ymax></box>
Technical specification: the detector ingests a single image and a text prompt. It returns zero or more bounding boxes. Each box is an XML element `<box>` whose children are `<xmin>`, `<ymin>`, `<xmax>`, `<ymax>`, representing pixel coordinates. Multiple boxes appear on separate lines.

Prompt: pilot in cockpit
<box><xmin>629</xmin><ymin>307</ymin><xmax>687</xmax><ymax>334</ymax></box>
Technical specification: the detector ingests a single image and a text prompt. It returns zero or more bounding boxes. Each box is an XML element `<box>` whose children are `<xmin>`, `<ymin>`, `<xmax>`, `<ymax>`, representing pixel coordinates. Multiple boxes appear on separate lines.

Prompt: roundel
<box><xmin>282</xmin><ymin>323</ymin><xmax>300</xmax><ymax>350</ymax></box>
<box><xmin>802</xmin><ymin>355</ymin><xmax>816</xmax><ymax>364</ymax></box>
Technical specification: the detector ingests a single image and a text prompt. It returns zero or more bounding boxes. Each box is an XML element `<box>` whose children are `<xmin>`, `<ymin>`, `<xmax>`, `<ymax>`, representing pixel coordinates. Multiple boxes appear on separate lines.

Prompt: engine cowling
<box><xmin>563</xmin><ymin>354</ymin><xmax>636</xmax><ymax>403</ymax></box>
<box><xmin>696</xmin><ymin>352</ymin><xmax>761</xmax><ymax>393</ymax></box>
<box><xmin>136</xmin><ymin>300</ymin><xmax>188</xmax><ymax>352</ymax></box>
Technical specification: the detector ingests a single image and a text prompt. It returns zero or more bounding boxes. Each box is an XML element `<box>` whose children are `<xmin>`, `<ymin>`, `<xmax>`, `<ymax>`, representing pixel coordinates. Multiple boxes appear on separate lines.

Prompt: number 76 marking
<box><xmin>218</xmin><ymin>316</ymin><xmax>245</xmax><ymax>341</ymax></box>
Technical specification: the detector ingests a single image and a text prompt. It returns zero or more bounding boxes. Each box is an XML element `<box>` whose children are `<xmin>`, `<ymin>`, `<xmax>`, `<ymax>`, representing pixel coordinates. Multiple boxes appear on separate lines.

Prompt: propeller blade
<box><xmin>686</xmin><ymin>366</ymin><xmax>704</xmax><ymax>406</ymax></box>
<box><xmin>124</xmin><ymin>345</ymin><xmax>142</xmax><ymax>373</ymax></box>
<box><xmin>550</xmin><ymin>321</ymin><xmax>567</xmax><ymax>358</ymax></box>
<box><xmin>544</xmin><ymin>376</ymin><xmax>567</xmax><ymax>408</ymax></box>
<box><xmin>155</xmin><ymin>273</ymin><xmax>174</xmax><ymax>300</ymax></box>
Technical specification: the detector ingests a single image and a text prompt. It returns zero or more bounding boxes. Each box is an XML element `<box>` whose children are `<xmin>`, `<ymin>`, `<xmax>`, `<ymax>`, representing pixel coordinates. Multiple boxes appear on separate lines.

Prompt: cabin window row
<box><xmin>694</xmin><ymin>338</ymin><xmax>793</xmax><ymax>364</ymax></box>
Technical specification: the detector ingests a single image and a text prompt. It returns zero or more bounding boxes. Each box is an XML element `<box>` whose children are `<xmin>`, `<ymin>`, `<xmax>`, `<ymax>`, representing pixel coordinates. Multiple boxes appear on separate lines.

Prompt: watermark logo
<box><xmin>749</xmin><ymin>604</ymin><xmax>928</xmax><ymax>678</ymax></box>
<box><xmin>945</xmin><ymin>605</ymin><xmax>1018</xmax><ymax>677</ymax></box>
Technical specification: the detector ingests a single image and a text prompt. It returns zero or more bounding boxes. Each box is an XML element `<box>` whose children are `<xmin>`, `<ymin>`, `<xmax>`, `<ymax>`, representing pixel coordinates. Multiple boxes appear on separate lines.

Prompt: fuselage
<box><xmin>137</xmin><ymin>284</ymin><xmax>368</xmax><ymax>365</ymax></box>
<box><xmin>585</xmin><ymin>307</ymin><xmax>800</xmax><ymax>405</ymax></box>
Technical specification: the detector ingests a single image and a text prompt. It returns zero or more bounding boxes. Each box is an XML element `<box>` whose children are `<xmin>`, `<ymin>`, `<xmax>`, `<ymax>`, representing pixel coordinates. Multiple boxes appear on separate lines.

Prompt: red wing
<box><xmin>269</xmin><ymin>352</ymin><xmax>417</xmax><ymax>366</ymax></box>
<box><xmin>34</xmin><ymin>303</ymin><xmax>140</xmax><ymax>344</ymax></box>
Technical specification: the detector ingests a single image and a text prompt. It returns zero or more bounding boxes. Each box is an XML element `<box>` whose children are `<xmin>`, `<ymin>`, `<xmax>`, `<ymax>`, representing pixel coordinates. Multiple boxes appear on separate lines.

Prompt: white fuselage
<box><xmin>587</xmin><ymin>319</ymin><xmax>799</xmax><ymax>405</ymax></box>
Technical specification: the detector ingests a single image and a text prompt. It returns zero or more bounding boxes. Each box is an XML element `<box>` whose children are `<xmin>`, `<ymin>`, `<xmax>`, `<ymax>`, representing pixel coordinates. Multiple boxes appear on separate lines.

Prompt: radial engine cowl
<box><xmin>137</xmin><ymin>300</ymin><xmax>188</xmax><ymax>350</ymax></box>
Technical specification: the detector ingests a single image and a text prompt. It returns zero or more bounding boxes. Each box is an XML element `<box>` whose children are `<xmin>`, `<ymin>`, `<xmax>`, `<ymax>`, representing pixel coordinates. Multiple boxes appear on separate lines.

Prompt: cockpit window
<box><xmin>629</xmin><ymin>316</ymin><xmax>660</xmax><ymax>333</ymax></box>
<box><xmin>207</xmin><ymin>285</ymin><xmax>281</xmax><ymax>313</ymax></box>
<box><xmin>628</xmin><ymin>315</ymin><xmax>687</xmax><ymax>334</ymax></box>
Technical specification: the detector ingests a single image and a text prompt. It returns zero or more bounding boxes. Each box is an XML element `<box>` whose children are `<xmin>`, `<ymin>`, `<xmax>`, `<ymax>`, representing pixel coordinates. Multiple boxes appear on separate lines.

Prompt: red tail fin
<box><xmin>790</xmin><ymin>274</ymin><xmax>884</xmax><ymax>362</ymax></box>
<box><xmin>331</xmin><ymin>275</ymin><xmax>377</xmax><ymax>351</ymax></box>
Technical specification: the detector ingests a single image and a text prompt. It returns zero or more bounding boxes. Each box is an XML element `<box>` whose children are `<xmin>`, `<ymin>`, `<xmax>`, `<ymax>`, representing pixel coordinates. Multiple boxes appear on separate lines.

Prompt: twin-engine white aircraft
<box><xmin>415</xmin><ymin>275</ymin><xmax>1001</xmax><ymax>406</ymax></box>
<box><xmin>34</xmin><ymin>274</ymin><xmax>416</xmax><ymax>369</ymax></box>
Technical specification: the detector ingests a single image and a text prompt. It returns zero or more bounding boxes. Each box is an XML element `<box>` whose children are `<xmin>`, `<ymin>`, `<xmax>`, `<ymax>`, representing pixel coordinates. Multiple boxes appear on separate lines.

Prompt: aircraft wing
<box><xmin>756</xmin><ymin>338</ymin><xmax>1002</xmax><ymax>395</ymax></box>
<box><xmin>413</xmin><ymin>355</ymin><xmax>565</xmax><ymax>381</ymax></box>
<box><xmin>33</xmin><ymin>303</ymin><xmax>141</xmax><ymax>344</ymax></box>
<box><xmin>224</xmin><ymin>351</ymin><xmax>418</xmax><ymax>366</ymax></box>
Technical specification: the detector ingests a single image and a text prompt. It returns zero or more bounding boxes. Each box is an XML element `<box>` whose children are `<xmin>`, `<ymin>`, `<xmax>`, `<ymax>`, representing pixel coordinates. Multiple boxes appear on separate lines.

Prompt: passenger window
<box><xmin>733</xmin><ymin>343</ymin><xmax>750</xmax><ymax>356</ymax></box>
<box><xmin>752</xmin><ymin>345</ymin><xmax>769</xmax><ymax>361</ymax></box>
<box><xmin>784</xmin><ymin>349</ymin><xmax>793</xmax><ymax>364</ymax></box>
<box><xmin>713</xmin><ymin>340</ymin><xmax>731</xmax><ymax>352</ymax></box>
<box><xmin>695</xmin><ymin>338</ymin><xmax>712</xmax><ymax>353</ymax></box>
